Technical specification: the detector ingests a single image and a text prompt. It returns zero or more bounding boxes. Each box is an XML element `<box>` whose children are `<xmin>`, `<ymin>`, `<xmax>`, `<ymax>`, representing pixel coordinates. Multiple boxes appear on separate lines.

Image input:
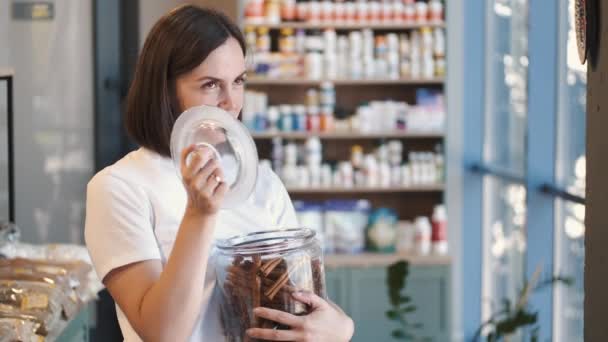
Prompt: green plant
<box><xmin>386</xmin><ymin>261</ymin><xmax>430</xmax><ymax>341</ymax></box>
<box><xmin>472</xmin><ymin>266</ymin><xmax>574</xmax><ymax>342</ymax></box>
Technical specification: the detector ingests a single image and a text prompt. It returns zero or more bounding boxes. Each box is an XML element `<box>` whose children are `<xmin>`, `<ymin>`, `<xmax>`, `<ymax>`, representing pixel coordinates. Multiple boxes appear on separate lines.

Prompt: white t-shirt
<box><xmin>84</xmin><ymin>148</ymin><xmax>298</xmax><ymax>341</ymax></box>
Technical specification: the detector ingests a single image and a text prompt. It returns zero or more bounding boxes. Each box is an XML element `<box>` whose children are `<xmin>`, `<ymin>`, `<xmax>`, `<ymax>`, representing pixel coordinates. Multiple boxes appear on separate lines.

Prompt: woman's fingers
<box><xmin>246</xmin><ymin>327</ymin><xmax>300</xmax><ymax>341</ymax></box>
<box><xmin>252</xmin><ymin>307</ymin><xmax>303</xmax><ymax>328</ymax></box>
<box><xmin>292</xmin><ymin>291</ymin><xmax>328</xmax><ymax>310</ymax></box>
<box><xmin>181</xmin><ymin>145</ymin><xmax>214</xmax><ymax>180</ymax></box>
<box><xmin>192</xmin><ymin>159</ymin><xmax>219</xmax><ymax>190</ymax></box>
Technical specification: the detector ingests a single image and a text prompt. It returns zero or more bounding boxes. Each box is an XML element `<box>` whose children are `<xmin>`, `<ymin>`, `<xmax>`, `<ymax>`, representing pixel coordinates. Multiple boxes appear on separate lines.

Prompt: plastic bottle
<box><xmin>414</xmin><ymin>216</ymin><xmax>431</xmax><ymax>255</ymax></box>
<box><xmin>320</xmin><ymin>81</ymin><xmax>336</xmax><ymax>107</ymax></box>
<box><xmin>257</xmin><ymin>27</ymin><xmax>271</xmax><ymax>53</ymax></box>
<box><xmin>279</xmin><ymin>28</ymin><xmax>296</xmax><ymax>54</ymax></box>
<box><xmin>396</xmin><ymin>220</ymin><xmax>415</xmax><ymax>253</ymax></box>
<box><xmin>321</xmin><ymin>0</ymin><xmax>334</xmax><ymax>21</ymax></box>
<box><xmin>431</xmin><ymin>205</ymin><xmax>448</xmax><ymax>255</ymax></box>
<box><xmin>428</xmin><ymin>0</ymin><xmax>444</xmax><ymax>22</ymax></box>
<box><xmin>320</xmin><ymin>105</ymin><xmax>334</xmax><ymax>132</ymax></box>
<box><xmin>265</xmin><ymin>0</ymin><xmax>282</xmax><ymax>23</ymax></box>
<box><xmin>267</xmin><ymin>106</ymin><xmax>280</xmax><ymax>131</ymax></box>
<box><xmin>280</xmin><ymin>105</ymin><xmax>293</xmax><ymax>132</ymax></box>
<box><xmin>296</xmin><ymin>0</ymin><xmax>309</xmax><ymax>21</ymax></box>
<box><xmin>281</xmin><ymin>0</ymin><xmax>297</xmax><ymax>21</ymax></box>
<box><xmin>307</xmin><ymin>105</ymin><xmax>321</xmax><ymax>131</ymax></box>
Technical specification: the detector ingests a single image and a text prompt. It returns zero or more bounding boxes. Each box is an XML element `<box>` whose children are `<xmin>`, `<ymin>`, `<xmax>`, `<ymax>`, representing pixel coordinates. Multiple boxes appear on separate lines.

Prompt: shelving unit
<box><xmin>247</xmin><ymin>77</ymin><xmax>444</xmax><ymax>86</ymax></box>
<box><xmin>286</xmin><ymin>185</ymin><xmax>444</xmax><ymax>193</ymax></box>
<box><xmin>251</xmin><ymin>131</ymin><xmax>443</xmax><ymax>139</ymax></box>
<box><xmin>239</xmin><ymin>8</ymin><xmax>447</xmax><ymax>230</ymax></box>
<box><xmin>243</xmin><ymin>21</ymin><xmax>446</xmax><ymax>30</ymax></box>
<box><xmin>232</xmin><ymin>3</ymin><xmax>451</xmax><ymax>340</ymax></box>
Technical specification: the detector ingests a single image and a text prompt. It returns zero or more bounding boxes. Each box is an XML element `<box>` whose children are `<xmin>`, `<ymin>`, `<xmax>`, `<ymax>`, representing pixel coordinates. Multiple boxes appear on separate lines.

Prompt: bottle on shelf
<box><xmin>431</xmin><ymin>204</ymin><xmax>448</xmax><ymax>255</ymax></box>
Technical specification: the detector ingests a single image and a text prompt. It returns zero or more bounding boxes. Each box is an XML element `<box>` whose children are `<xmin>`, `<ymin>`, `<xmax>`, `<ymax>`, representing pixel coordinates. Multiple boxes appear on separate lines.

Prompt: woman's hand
<box><xmin>247</xmin><ymin>291</ymin><xmax>355</xmax><ymax>342</ymax></box>
<box><xmin>180</xmin><ymin>144</ymin><xmax>227</xmax><ymax>216</ymax></box>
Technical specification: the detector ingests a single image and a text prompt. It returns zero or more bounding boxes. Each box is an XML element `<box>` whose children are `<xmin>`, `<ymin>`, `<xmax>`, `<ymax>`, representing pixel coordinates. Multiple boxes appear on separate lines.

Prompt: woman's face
<box><xmin>175</xmin><ymin>37</ymin><xmax>246</xmax><ymax>118</ymax></box>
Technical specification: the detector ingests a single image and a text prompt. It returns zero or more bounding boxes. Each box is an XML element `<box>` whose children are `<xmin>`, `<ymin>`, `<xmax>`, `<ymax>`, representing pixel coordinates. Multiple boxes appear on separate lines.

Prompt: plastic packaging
<box><xmin>366</xmin><ymin>208</ymin><xmax>398</xmax><ymax>252</ymax></box>
<box><xmin>214</xmin><ymin>229</ymin><xmax>326</xmax><ymax>339</ymax></box>
<box><xmin>0</xmin><ymin>318</ymin><xmax>42</xmax><ymax>341</ymax></box>
<box><xmin>294</xmin><ymin>201</ymin><xmax>325</xmax><ymax>243</ymax></box>
<box><xmin>0</xmin><ymin>280</ymin><xmax>63</xmax><ymax>334</ymax></box>
<box><xmin>396</xmin><ymin>220</ymin><xmax>416</xmax><ymax>253</ymax></box>
<box><xmin>324</xmin><ymin>200</ymin><xmax>371</xmax><ymax>254</ymax></box>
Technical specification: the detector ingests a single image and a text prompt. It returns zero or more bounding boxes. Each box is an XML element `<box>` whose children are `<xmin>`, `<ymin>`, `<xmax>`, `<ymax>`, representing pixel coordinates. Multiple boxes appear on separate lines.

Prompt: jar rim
<box><xmin>215</xmin><ymin>228</ymin><xmax>317</xmax><ymax>255</ymax></box>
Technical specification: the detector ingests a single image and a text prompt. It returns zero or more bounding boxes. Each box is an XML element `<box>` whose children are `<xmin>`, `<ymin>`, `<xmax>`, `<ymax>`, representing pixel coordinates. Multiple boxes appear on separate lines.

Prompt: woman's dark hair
<box><xmin>125</xmin><ymin>5</ymin><xmax>246</xmax><ymax>157</ymax></box>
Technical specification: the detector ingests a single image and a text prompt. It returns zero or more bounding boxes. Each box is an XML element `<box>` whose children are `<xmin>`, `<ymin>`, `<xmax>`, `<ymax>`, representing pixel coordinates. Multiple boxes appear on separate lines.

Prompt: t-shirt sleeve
<box><xmin>265</xmin><ymin>167</ymin><xmax>299</xmax><ymax>228</ymax></box>
<box><xmin>84</xmin><ymin>171</ymin><xmax>161</xmax><ymax>283</ymax></box>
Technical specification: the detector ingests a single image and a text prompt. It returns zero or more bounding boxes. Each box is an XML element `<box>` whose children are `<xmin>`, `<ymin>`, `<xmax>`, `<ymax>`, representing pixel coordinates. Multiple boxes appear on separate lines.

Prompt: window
<box><xmin>481</xmin><ymin>0</ymin><xmax>529</xmax><ymax>331</ymax></box>
<box><xmin>553</xmin><ymin>1</ymin><xmax>586</xmax><ymax>340</ymax></box>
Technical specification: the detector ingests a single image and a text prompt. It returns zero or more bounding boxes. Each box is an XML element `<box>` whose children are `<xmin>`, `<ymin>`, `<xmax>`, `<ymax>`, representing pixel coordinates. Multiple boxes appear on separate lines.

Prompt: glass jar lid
<box><xmin>170</xmin><ymin>105</ymin><xmax>258</xmax><ymax>209</ymax></box>
<box><xmin>215</xmin><ymin>228</ymin><xmax>317</xmax><ymax>255</ymax></box>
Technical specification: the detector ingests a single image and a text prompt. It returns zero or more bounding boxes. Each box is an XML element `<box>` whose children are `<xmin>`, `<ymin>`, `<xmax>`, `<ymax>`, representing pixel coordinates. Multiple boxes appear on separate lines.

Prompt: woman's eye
<box><xmin>202</xmin><ymin>81</ymin><xmax>218</xmax><ymax>89</ymax></box>
<box><xmin>234</xmin><ymin>77</ymin><xmax>246</xmax><ymax>85</ymax></box>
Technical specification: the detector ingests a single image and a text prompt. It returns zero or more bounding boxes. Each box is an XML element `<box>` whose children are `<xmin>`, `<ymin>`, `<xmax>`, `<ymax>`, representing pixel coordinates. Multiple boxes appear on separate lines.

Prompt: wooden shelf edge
<box><xmin>324</xmin><ymin>253</ymin><xmax>451</xmax><ymax>268</ymax></box>
<box><xmin>251</xmin><ymin>132</ymin><xmax>444</xmax><ymax>139</ymax></box>
<box><xmin>286</xmin><ymin>186</ymin><xmax>444</xmax><ymax>193</ymax></box>
<box><xmin>243</xmin><ymin>21</ymin><xmax>446</xmax><ymax>30</ymax></box>
<box><xmin>246</xmin><ymin>77</ymin><xmax>445</xmax><ymax>85</ymax></box>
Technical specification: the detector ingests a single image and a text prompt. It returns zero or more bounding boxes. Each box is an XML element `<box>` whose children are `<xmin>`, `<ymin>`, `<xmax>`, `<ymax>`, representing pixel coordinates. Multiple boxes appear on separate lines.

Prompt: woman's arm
<box><xmin>104</xmin><ymin>146</ymin><xmax>226</xmax><ymax>342</ymax></box>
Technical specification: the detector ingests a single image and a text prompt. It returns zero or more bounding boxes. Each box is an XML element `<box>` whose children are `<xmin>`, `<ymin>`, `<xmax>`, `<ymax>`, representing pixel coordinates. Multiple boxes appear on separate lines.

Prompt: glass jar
<box><xmin>215</xmin><ymin>228</ymin><xmax>326</xmax><ymax>341</ymax></box>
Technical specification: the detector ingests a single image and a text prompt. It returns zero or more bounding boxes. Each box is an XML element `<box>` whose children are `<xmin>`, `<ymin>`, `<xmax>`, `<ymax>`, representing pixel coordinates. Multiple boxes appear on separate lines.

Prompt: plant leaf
<box><xmin>392</xmin><ymin>329</ymin><xmax>406</xmax><ymax>339</ymax></box>
<box><xmin>400</xmin><ymin>305</ymin><xmax>417</xmax><ymax>313</ymax></box>
<box><xmin>386</xmin><ymin>309</ymin><xmax>400</xmax><ymax>320</ymax></box>
<box><xmin>387</xmin><ymin>261</ymin><xmax>409</xmax><ymax>306</ymax></box>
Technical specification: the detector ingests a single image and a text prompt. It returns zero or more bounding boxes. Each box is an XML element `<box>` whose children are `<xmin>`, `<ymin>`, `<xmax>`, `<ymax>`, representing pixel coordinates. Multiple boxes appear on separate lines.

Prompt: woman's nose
<box><xmin>218</xmin><ymin>88</ymin><xmax>237</xmax><ymax>112</ymax></box>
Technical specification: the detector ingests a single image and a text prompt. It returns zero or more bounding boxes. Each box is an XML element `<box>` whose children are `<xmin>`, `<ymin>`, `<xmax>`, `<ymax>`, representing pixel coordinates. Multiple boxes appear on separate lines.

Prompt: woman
<box><xmin>84</xmin><ymin>5</ymin><xmax>354</xmax><ymax>342</ymax></box>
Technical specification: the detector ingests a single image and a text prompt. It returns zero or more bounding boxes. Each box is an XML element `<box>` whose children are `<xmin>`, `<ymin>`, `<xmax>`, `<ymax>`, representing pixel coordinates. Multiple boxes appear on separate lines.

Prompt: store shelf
<box><xmin>324</xmin><ymin>252</ymin><xmax>451</xmax><ymax>268</ymax></box>
<box><xmin>287</xmin><ymin>185</ymin><xmax>444</xmax><ymax>193</ymax></box>
<box><xmin>246</xmin><ymin>77</ymin><xmax>444</xmax><ymax>86</ymax></box>
<box><xmin>243</xmin><ymin>21</ymin><xmax>446</xmax><ymax>30</ymax></box>
<box><xmin>252</xmin><ymin>131</ymin><xmax>444</xmax><ymax>139</ymax></box>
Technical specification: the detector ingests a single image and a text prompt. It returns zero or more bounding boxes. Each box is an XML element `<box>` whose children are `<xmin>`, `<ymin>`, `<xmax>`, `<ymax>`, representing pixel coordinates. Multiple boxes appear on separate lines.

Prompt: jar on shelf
<box><xmin>281</xmin><ymin>0</ymin><xmax>297</xmax><ymax>21</ymax></box>
<box><xmin>279</xmin><ymin>28</ymin><xmax>296</xmax><ymax>54</ymax></box>
<box><xmin>265</xmin><ymin>0</ymin><xmax>282</xmax><ymax>23</ymax></box>
<box><xmin>256</xmin><ymin>27</ymin><xmax>271</xmax><ymax>53</ymax></box>
<box><xmin>214</xmin><ymin>228</ymin><xmax>327</xmax><ymax>340</ymax></box>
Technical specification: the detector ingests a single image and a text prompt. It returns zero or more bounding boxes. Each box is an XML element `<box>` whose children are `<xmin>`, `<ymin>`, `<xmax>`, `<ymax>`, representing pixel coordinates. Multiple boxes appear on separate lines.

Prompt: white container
<box><xmin>414</xmin><ymin>216</ymin><xmax>432</xmax><ymax>255</ymax></box>
<box><xmin>308</xmin><ymin>0</ymin><xmax>321</xmax><ymax>21</ymax></box>
<box><xmin>364</xmin><ymin>154</ymin><xmax>379</xmax><ymax>187</ymax></box>
<box><xmin>428</xmin><ymin>0</ymin><xmax>443</xmax><ymax>22</ymax></box>
<box><xmin>345</xmin><ymin>1</ymin><xmax>357</xmax><ymax>21</ymax></box>
<box><xmin>401</xmin><ymin>164</ymin><xmax>411</xmax><ymax>186</ymax></box>
<box><xmin>267</xmin><ymin>106</ymin><xmax>280</xmax><ymax>131</ymax></box>
<box><xmin>396</xmin><ymin>220</ymin><xmax>416</xmax><ymax>253</ymax></box>
<box><xmin>415</xmin><ymin>1</ymin><xmax>428</xmax><ymax>22</ymax></box>
<box><xmin>339</xmin><ymin>162</ymin><xmax>354</xmax><ymax>188</ymax></box>
<box><xmin>321</xmin><ymin>0</ymin><xmax>334</xmax><ymax>21</ymax></box>
<box><xmin>379</xmin><ymin>162</ymin><xmax>391</xmax><ymax>187</ymax></box>
<box><xmin>334</xmin><ymin>2</ymin><xmax>346</xmax><ymax>21</ymax></box>
<box><xmin>297</xmin><ymin>166</ymin><xmax>311</xmax><ymax>187</ymax></box>
<box><xmin>309</xmin><ymin>164</ymin><xmax>322</xmax><ymax>187</ymax></box>
<box><xmin>321</xmin><ymin>163</ymin><xmax>333</xmax><ymax>187</ymax></box>
<box><xmin>306</xmin><ymin>52</ymin><xmax>324</xmax><ymax>79</ymax></box>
